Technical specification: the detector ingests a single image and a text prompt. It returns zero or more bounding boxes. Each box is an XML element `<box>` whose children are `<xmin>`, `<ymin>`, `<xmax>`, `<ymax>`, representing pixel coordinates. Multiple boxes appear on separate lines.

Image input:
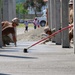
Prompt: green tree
<box><xmin>16</xmin><ymin>3</ymin><xmax>28</xmax><ymax>18</ymax></box>
<box><xmin>23</xmin><ymin>0</ymin><xmax>46</xmax><ymax>16</ymax></box>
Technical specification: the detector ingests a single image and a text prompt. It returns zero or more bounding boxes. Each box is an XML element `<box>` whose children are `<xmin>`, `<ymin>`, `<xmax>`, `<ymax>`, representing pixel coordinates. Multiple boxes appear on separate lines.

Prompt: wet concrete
<box><xmin>0</xmin><ymin>41</ymin><xmax>74</xmax><ymax>75</ymax></box>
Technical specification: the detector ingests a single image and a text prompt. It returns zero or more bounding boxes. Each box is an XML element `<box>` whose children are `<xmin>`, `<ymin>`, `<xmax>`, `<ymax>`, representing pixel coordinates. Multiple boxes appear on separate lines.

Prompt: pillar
<box><xmin>61</xmin><ymin>0</ymin><xmax>70</xmax><ymax>48</ymax></box>
<box><xmin>2</xmin><ymin>0</ymin><xmax>16</xmax><ymax>21</ymax></box>
<box><xmin>50</xmin><ymin>0</ymin><xmax>56</xmax><ymax>43</ymax></box>
<box><xmin>48</xmin><ymin>0</ymin><xmax>51</xmax><ymax>27</ymax></box>
<box><xmin>0</xmin><ymin>0</ymin><xmax>3</xmax><ymax>47</ymax></box>
<box><xmin>73</xmin><ymin>0</ymin><xmax>75</xmax><ymax>53</ymax></box>
<box><xmin>55</xmin><ymin>0</ymin><xmax>61</xmax><ymax>45</ymax></box>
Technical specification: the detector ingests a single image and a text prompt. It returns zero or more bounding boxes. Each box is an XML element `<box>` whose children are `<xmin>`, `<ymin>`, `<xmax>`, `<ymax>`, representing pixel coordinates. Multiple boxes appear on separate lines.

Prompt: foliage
<box><xmin>34</xmin><ymin>0</ymin><xmax>46</xmax><ymax>11</ymax></box>
<box><xmin>16</xmin><ymin>3</ymin><xmax>28</xmax><ymax>14</ymax></box>
<box><xmin>23</xmin><ymin>0</ymin><xmax>46</xmax><ymax>12</ymax></box>
<box><xmin>16</xmin><ymin>0</ymin><xmax>46</xmax><ymax>17</ymax></box>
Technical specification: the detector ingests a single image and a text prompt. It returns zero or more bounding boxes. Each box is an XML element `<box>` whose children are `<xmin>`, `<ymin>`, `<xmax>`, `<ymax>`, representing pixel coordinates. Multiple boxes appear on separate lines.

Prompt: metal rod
<box><xmin>24</xmin><ymin>25</ymin><xmax>73</xmax><ymax>53</ymax></box>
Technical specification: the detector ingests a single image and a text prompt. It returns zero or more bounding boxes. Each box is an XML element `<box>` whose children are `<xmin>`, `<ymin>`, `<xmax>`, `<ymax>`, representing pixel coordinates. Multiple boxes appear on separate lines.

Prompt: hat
<box><xmin>69</xmin><ymin>0</ymin><xmax>73</xmax><ymax>4</ymax></box>
<box><xmin>12</xmin><ymin>17</ymin><xmax>19</xmax><ymax>23</ymax></box>
<box><xmin>12</xmin><ymin>17</ymin><xmax>19</xmax><ymax>26</ymax></box>
<box><xmin>44</xmin><ymin>26</ymin><xmax>50</xmax><ymax>33</ymax></box>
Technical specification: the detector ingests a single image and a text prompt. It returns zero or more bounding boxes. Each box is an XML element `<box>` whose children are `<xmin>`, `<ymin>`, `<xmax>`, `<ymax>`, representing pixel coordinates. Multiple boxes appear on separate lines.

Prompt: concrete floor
<box><xmin>0</xmin><ymin>41</ymin><xmax>74</xmax><ymax>75</ymax></box>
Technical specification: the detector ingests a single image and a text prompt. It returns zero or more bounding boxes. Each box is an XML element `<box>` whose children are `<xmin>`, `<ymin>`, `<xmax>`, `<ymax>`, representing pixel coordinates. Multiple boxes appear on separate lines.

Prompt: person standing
<box><xmin>24</xmin><ymin>21</ymin><xmax>28</xmax><ymax>31</ymax></box>
<box><xmin>33</xmin><ymin>18</ymin><xmax>38</xmax><ymax>29</ymax></box>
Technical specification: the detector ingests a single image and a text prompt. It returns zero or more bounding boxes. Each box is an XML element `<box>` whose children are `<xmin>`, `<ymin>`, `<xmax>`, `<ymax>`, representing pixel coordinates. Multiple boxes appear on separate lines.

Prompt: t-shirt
<box><xmin>24</xmin><ymin>21</ymin><xmax>28</xmax><ymax>26</ymax></box>
<box><xmin>33</xmin><ymin>20</ymin><xmax>38</xmax><ymax>26</ymax></box>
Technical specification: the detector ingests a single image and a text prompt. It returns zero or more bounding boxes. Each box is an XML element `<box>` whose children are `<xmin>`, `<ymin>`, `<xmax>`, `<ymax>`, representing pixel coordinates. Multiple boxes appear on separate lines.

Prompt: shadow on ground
<box><xmin>0</xmin><ymin>73</ymin><xmax>10</xmax><ymax>75</ymax></box>
<box><xmin>0</xmin><ymin>54</ymin><xmax>37</xmax><ymax>59</ymax></box>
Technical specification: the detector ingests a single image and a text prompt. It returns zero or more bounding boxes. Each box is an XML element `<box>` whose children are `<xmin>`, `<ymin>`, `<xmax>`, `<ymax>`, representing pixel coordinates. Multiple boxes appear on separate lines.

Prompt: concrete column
<box><xmin>2</xmin><ymin>0</ymin><xmax>9</xmax><ymax>21</ymax></box>
<box><xmin>55</xmin><ymin>0</ymin><xmax>61</xmax><ymax>45</ymax></box>
<box><xmin>48</xmin><ymin>0</ymin><xmax>52</xmax><ymax>29</ymax></box>
<box><xmin>2</xmin><ymin>0</ymin><xmax>17</xmax><ymax>46</ymax></box>
<box><xmin>50</xmin><ymin>0</ymin><xmax>56</xmax><ymax>43</ymax></box>
<box><xmin>48</xmin><ymin>0</ymin><xmax>51</xmax><ymax>27</ymax></box>
<box><xmin>61</xmin><ymin>0</ymin><xmax>70</xmax><ymax>48</ymax></box>
<box><xmin>12</xmin><ymin>0</ymin><xmax>16</xmax><ymax>18</ymax></box>
<box><xmin>2</xmin><ymin>0</ymin><xmax>16</xmax><ymax>21</ymax></box>
<box><xmin>73</xmin><ymin>0</ymin><xmax>75</xmax><ymax>53</ymax></box>
<box><xmin>12</xmin><ymin>0</ymin><xmax>17</xmax><ymax>43</ymax></box>
<box><xmin>0</xmin><ymin>0</ymin><xmax>3</xmax><ymax>47</ymax></box>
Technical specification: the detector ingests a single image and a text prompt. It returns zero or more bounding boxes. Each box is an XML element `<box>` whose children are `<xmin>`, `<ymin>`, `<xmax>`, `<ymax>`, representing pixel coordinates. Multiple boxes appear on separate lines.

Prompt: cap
<box><xmin>69</xmin><ymin>0</ymin><xmax>73</xmax><ymax>4</ymax></box>
<box><xmin>12</xmin><ymin>17</ymin><xmax>19</xmax><ymax>26</ymax></box>
<box><xmin>12</xmin><ymin>17</ymin><xmax>19</xmax><ymax>23</ymax></box>
<box><xmin>44</xmin><ymin>26</ymin><xmax>50</xmax><ymax>33</ymax></box>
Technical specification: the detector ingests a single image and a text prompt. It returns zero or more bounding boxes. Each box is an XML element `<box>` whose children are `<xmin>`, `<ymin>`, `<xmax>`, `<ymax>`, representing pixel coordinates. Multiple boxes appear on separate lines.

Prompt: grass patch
<box><xmin>17</xmin><ymin>23</ymin><xmax>34</xmax><ymax>28</ymax></box>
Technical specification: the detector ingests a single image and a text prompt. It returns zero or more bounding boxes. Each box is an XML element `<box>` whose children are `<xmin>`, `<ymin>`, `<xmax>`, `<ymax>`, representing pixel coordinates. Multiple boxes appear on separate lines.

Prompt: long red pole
<box><xmin>27</xmin><ymin>25</ymin><xmax>73</xmax><ymax>49</ymax></box>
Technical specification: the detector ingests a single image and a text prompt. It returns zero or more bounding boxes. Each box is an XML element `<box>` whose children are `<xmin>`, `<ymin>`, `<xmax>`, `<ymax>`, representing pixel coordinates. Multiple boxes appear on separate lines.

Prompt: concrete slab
<box><xmin>0</xmin><ymin>41</ymin><xmax>74</xmax><ymax>75</ymax></box>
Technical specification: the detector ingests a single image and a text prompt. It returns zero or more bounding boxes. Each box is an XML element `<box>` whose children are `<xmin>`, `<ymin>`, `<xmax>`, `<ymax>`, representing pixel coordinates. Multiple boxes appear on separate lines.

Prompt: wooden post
<box><xmin>0</xmin><ymin>0</ymin><xmax>3</xmax><ymax>47</ymax></box>
<box><xmin>61</xmin><ymin>0</ymin><xmax>70</xmax><ymax>48</ymax></box>
<box><xmin>55</xmin><ymin>0</ymin><xmax>61</xmax><ymax>45</ymax></box>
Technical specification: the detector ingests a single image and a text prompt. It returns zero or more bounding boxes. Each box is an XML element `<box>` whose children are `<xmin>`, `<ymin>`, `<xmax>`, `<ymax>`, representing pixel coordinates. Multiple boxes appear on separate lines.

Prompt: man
<box><xmin>44</xmin><ymin>26</ymin><xmax>52</xmax><ymax>35</ymax></box>
<box><xmin>43</xmin><ymin>25</ymin><xmax>73</xmax><ymax>44</ymax></box>
<box><xmin>24</xmin><ymin>21</ymin><xmax>28</xmax><ymax>31</ymax></box>
<box><xmin>69</xmin><ymin>0</ymin><xmax>73</xmax><ymax>24</ymax></box>
<box><xmin>42</xmin><ymin>26</ymin><xmax>55</xmax><ymax>44</ymax></box>
<box><xmin>69</xmin><ymin>0</ymin><xmax>74</xmax><ymax>43</ymax></box>
<box><xmin>2</xmin><ymin>18</ymin><xmax>19</xmax><ymax>46</ymax></box>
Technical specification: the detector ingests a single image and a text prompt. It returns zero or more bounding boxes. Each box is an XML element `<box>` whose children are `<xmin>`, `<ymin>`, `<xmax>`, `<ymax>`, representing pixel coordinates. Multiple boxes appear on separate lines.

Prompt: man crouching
<box><xmin>42</xmin><ymin>26</ymin><xmax>55</xmax><ymax>44</ymax></box>
<box><xmin>43</xmin><ymin>26</ymin><xmax>73</xmax><ymax>44</ymax></box>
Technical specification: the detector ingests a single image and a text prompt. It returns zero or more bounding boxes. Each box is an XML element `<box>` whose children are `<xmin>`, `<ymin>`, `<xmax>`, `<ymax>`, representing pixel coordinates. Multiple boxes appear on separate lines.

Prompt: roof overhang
<box><xmin>43</xmin><ymin>0</ymin><xmax>48</xmax><ymax>2</ymax></box>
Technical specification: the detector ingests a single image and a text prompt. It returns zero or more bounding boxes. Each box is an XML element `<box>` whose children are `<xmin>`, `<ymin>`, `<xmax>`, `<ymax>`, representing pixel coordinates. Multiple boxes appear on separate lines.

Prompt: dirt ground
<box><xmin>17</xmin><ymin>27</ymin><xmax>47</xmax><ymax>41</ymax></box>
